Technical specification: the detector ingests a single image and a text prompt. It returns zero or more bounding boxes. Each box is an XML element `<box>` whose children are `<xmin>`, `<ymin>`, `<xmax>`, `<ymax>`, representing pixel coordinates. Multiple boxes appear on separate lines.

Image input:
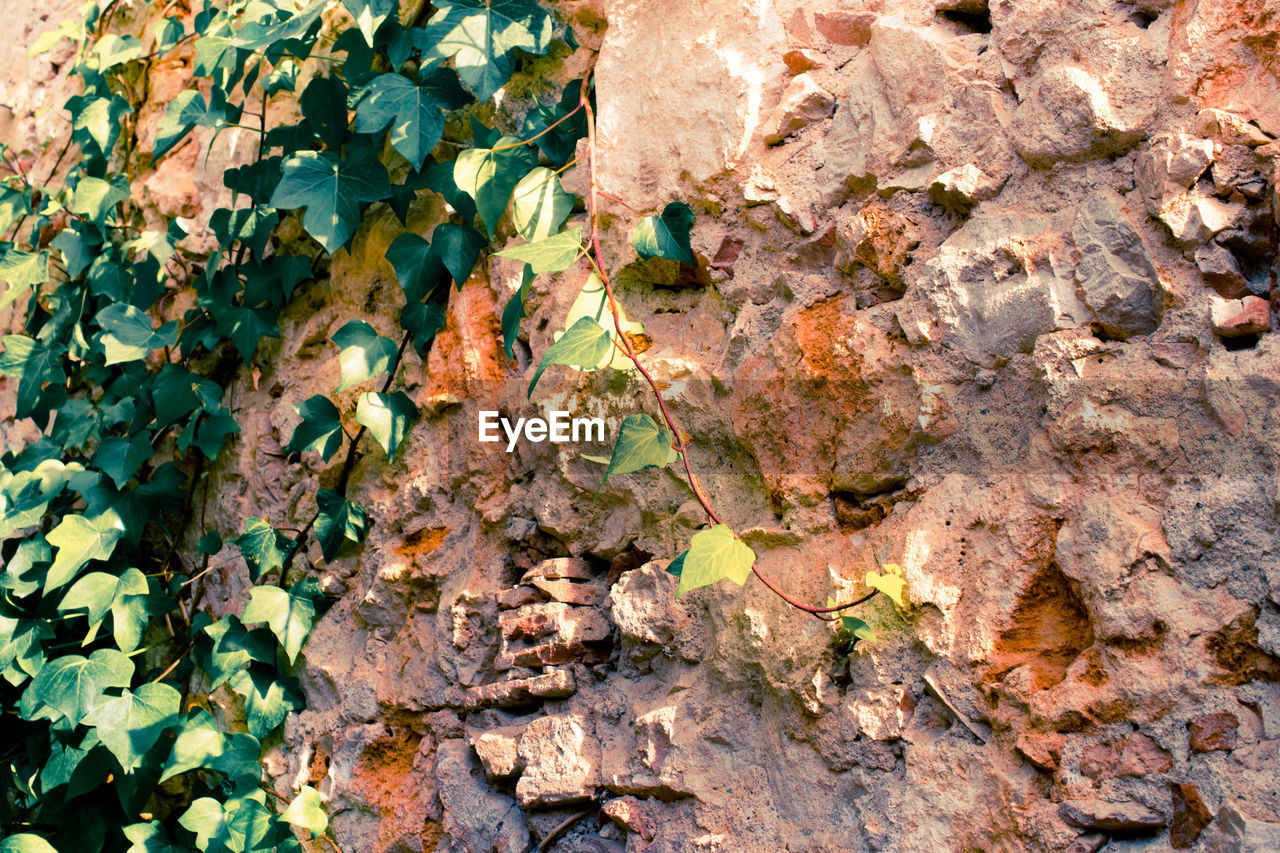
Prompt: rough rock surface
<box><xmin>3</xmin><ymin>0</ymin><xmax>1280</xmax><ymax>851</ymax></box>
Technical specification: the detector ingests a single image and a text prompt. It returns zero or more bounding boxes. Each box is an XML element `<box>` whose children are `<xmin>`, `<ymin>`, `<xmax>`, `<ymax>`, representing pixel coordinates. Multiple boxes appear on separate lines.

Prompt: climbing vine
<box><xmin>0</xmin><ymin>0</ymin><xmax>905</xmax><ymax>849</ymax></box>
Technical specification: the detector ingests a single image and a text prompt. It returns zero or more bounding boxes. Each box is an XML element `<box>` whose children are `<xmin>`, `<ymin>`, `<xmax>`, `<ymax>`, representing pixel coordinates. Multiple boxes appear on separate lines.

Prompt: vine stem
<box><xmin>577</xmin><ymin>78</ymin><xmax>876</xmax><ymax>619</ymax></box>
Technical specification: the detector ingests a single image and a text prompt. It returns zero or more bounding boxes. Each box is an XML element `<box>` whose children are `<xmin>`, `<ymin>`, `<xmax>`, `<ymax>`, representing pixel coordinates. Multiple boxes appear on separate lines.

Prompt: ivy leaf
<box><xmin>233</xmin><ymin>0</ymin><xmax>327</xmax><ymax>48</ymax></box>
<box><xmin>242</xmin><ymin>585</ymin><xmax>316</xmax><ymax>663</ymax></box>
<box><xmin>82</xmin><ymin>682</ymin><xmax>180</xmax><ymax>772</ymax></box>
<box><xmin>600</xmin><ymin>414</ymin><xmax>677</xmax><ymax>492</ymax></box>
<box><xmin>0</xmin><ymin>248</ymin><xmax>50</xmax><ymax>307</ymax></box>
<box><xmin>314</xmin><ymin>489</ymin><xmax>369</xmax><ymax>560</ymax></box>
<box><xmin>521</xmin><ymin>80</ymin><xmax>588</xmax><ymax>165</ymax></box>
<box><xmin>69</xmin><ymin>95</ymin><xmax>132</xmax><ymax>159</ymax></box>
<box><xmin>282</xmin><ymin>786</ymin><xmax>328</xmax><ymax>837</ymax></box>
<box><xmin>196</xmin><ymin>615</ymin><xmax>272</xmax><ymax>689</ymax></box>
<box><xmin>228</xmin><ymin>666</ymin><xmax>303</xmax><ymax>739</ymax></box>
<box><xmin>432</xmin><ymin>222</ymin><xmax>486</xmax><ymax>287</ymax></box>
<box><xmin>424</xmin><ymin>0</ymin><xmax>555</xmax><ymax>100</ymax></box>
<box><xmin>675</xmin><ymin>524</ymin><xmax>757</xmax><ymax>596</ymax></box>
<box><xmin>70</xmin><ymin>175</ymin><xmax>131</xmax><ymax>225</ymax></box>
<box><xmin>453</xmin><ymin>138</ymin><xmax>538</xmax><ymax>238</ymax></box>
<box><xmin>94</xmin><ymin>433</ymin><xmax>152</xmax><ymax>488</ymax></box>
<box><xmin>528</xmin><ymin>315</ymin><xmax>613</xmax><ymax>397</ymax></box>
<box><xmin>401</xmin><ymin>300</ymin><xmax>447</xmax><ymax>356</ymax></box>
<box><xmin>501</xmin><ymin>267</ymin><xmax>533</xmax><ymax>359</ymax></box>
<box><xmin>332</xmin><ymin>320</ymin><xmax>397</xmax><ymax>390</ymax></box>
<box><xmin>0</xmin><ymin>835</ymin><xmax>58</xmax><ymax>853</ymax></box>
<box><xmin>270</xmin><ymin>150</ymin><xmax>392</xmax><ymax>253</ymax></box>
<box><xmin>161</xmin><ymin>710</ymin><xmax>261</xmax><ymax>784</ymax></box>
<box><xmin>354</xmin><ymin>73</ymin><xmax>447</xmax><ymax>170</ymax></box>
<box><xmin>865</xmin><ymin>568</ymin><xmax>907</xmax><ymax>609</ymax></box>
<box><xmin>632</xmin><ymin>201</ymin><xmax>696</xmax><ymax>265</ymax></box>
<box><xmin>57</xmin><ymin>568</ymin><xmax>148</xmax><ymax>647</ymax></box>
<box><xmin>495</xmin><ymin>226</ymin><xmax>584</xmax><ymax>276</ymax></box>
<box><xmin>92</xmin><ymin>34</ymin><xmax>144</xmax><ymax>68</ymax></box>
<box><xmin>23</xmin><ymin>648</ymin><xmax>133</xmax><ymax>725</ymax></box>
<box><xmin>123</xmin><ymin>821</ymin><xmax>180</xmax><ymax>853</ymax></box>
<box><xmin>96</xmin><ymin>304</ymin><xmax>179</xmax><ymax>365</ymax></box>
<box><xmin>152</xmin><ymin>90</ymin><xmax>228</xmax><ymax>159</ymax></box>
<box><xmin>178</xmin><ymin>798</ymin><xmax>232</xmax><ymax>853</ymax></box>
<box><xmin>512</xmin><ymin>167</ymin><xmax>573</xmax><ymax>242</ymax></box>
<box><xmin>233</xmin><ymin>518</ymin><xmax>294</xmax><ymax>581</ymax></box>
<box><xmin>355</xmin><ymin>391</ymin><xmax>416</xmax><ymax>459</ymax></box>
<box><xmin>665</xmin><ymin>551</ymin><xmax>686</xmax><ymax>579</ymax></box>
<box><xmin>285</xmin><ymin>395</ymin><xmax>344</xmax><ymax>461</ymax></box>
<box><xmin>830</xmin><ymin>598</ymin><xmax>876</xmax><ymax>643</ymax></box>
<box><xmin>45</xmin><ymin>514</ymin><xmax>124</xmax><ymax>592</ymax></box>
<box><xmin>341</xmin><ymin>0</ymin><xmax>396</xmax><ymax>46</ymax></box>
<box><xmin>386</xmin><ymin>233</ymin><xmax>446</xmax><ymax>302</ymax></box>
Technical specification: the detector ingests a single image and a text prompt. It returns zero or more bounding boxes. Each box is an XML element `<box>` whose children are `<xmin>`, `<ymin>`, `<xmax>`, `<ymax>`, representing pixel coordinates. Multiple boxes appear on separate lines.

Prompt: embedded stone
<box><xmin>1194</xmin><ymin>108</ymin><xmax>1271</xmax><ymax>147</ymax></box>
<box><xmin>461</xmin><ymin>670</ymin><xmax>577</xmax><ymax>710</ymax></box>
<box><xmin>1059</xmin><ymin>799</ymin><xmax>1166</xmax><ymax>833</ymax></box>
<box><xmin>1169</xmin><ymin>782</ymin><xmax>1213</xmax><ymax>848</ymax></box>
<box><xmin>1072</xmin><ymin>190</ymin><xmax>1163</xmax><ymax>339</ymax></box>
<box><xmin>1195</xmin><ymin>243</ymin><xmax>1251</xmax><ymax>298</ymax></box>
<box><xmin>1011</xmin><ymin>65</ymin><xmax>1146</xmax><ymax>167</ymax></box>
<box><xmin>814</xmin><ymin>10</ymin><xmax>874</xmax><ymax>47</ymax></box>
<box><xmin>764</xmin><ymin>74</ymin><xmax>835</xmax><ymax>145</ymax></box>
<box><xmin>473</xmin><ymin>725</ymin><xmax>525</xmax><ymax>779</ymax></box>
<box><xmin>515</xmin><ymin>714</ymin><xmax>600</xmax><ymax>807</ymax></box>
<box><xmin>1188</xmin><ymin>711</ymin><xmax>1239</xmax><ymax>752</ymax></box>
<box><xmin>1211</xmin><ymin>296</ymin><xmax>1271</xmax><ymax>337</ymax></box>
<box><xmin>1158</xmin><ymin>195</ymin><xmax>1244</xmax><ymax>248</ymax></box>
<box><xmin>928</xmin><ymin>164</ymin><xmax>1005</xmax><ymax>214</ymax></box>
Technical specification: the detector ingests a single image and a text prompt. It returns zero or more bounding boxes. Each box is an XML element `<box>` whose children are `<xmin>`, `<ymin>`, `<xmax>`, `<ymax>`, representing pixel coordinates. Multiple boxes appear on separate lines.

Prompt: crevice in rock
<box><xmin>987</xmin><ymin>562</ymin><xmax>1094</xmax><ymax>690</ymax></box>
<box><xmin>937</xmin><ymin>6</ymin><xmax>993</xmax><ymax>35</ymax></box>
<box><xmin>831</xmin><ymin>486</ymin><xmax>921</xmax><ymax>532</ymax></box>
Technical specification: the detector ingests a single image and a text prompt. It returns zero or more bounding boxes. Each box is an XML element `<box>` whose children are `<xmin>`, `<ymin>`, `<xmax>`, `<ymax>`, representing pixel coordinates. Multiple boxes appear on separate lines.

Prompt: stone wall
<box><xmin>4</xmin><ymin>0</ymin><xmax>1280</xmax><ymax>851</ymax></box>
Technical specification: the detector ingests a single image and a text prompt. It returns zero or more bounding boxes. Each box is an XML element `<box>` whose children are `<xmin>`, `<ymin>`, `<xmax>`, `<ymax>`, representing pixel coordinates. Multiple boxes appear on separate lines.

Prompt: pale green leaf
<box><xmin>675</xmin><ymin>524</ymin><xmax>757</xmax><ymax>596</ymax></box>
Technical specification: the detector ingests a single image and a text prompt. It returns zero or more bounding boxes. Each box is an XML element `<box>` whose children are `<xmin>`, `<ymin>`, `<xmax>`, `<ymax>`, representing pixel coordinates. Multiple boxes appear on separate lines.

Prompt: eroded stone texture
<box><xmin>7</xmin><ymin>0</ymin><xmax>1280</xmax><ymax>851</ymax></box>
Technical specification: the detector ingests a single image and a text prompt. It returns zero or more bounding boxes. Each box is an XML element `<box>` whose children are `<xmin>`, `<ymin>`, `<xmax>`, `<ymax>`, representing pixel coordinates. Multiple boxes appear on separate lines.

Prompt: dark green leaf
<box><xmin>228</xmin><ymin>666</ymin><xmax>303</xmax><ymax>739</ymax></box>
<box><xmin>314</xmin><ymin>488</ymin><xmax>369</xmax><ymax>560</ymax></box>
<box><xmin>632</xmin><ymin>201</ymin><xmax>696</xmax><ymax>265</ymax></box>
<box><xmin>501</xmin><ymin>267</ymin><xmax>532</xmax><ymax>359</ymax></box>
<box><xmin>432</xmin><ymin>222</ymin><xmax>486</xmax><ymax>286</ymax></box>
<box><xmin>341</xmin><ymin>0</ymin><xmax>397</xmax><ymax>46</ymax></box>
<box><xmin>94</xmin><ymin>433</ymin><xmax>152</xmax><ymax>488</ymax></box>
<box><xmin>233</xmin><ymin>517</ymin><xmax>294</xmax><ymax>580</ymax></box>
<box><xmin>270</xmin><ymin>150</ymin><xmax>392</xmax><ymax>253</ymax></box>
<box><xmin>285</xmin><ymin>395</ymin><xmax>344</xmax><ymax>461</ymax></box>
<box><xmin>354</xmin><ymin>72</ymin><xmax>447</xmax><ymax>170</ymax></box>
<box><xmin>401</xmin><ymin>300</ymin><xmax>446</xmax><ymax>356</ymax></box>
<box><xmin>386</xmin><ymin>233</ymin><xmax>445</xmax><ymax>302</ymax></box>
<box><xmin>528</xmin><ymin>315</ymin><xmax>613</xmax><ymax>397</ymax></box>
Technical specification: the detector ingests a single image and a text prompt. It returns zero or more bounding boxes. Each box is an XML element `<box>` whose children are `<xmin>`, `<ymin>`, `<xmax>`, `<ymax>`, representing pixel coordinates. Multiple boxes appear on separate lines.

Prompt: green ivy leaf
<box><xmin>96</xmin><ymin>304</ymin><xmax>179</xmax><ymax>365</ymax></box>
<box><xmin>153</xmin><ymin>90</ymin><xmax>224</xmax><ymax>159</ymax></box>
<box><xmin>432</xmin><ymin>222</ymin><xmax>486</xmax><ymax>287</ymax></box>
<box><xmin>281</xmin><ymin>786</ymin><xmax>328</xmax><ymax>837</ymax></box>
<box><xmin>70</xmin><ymin>175</ymin><xmax>131</xmax><ymax>225</ymax></box>
<box><xmin>512</xmin><ymin>167</ymin><xmax>573</xmax><ymax>242</ymax></box>
<box><xmin>45</xmin><ymin>514</ymin><xmax>124</xmax><ymax>592</ymax></box>
<box><xmin>830</xmin><ymin>597</ymin><xmax>875</xmax><ymax>644</ymax></box>
<box><xmin>528</xmin><ymin>315</ymin><xmax>613</xmax><ymax>397</ymax></box>
<box><xmin>178</xmin><ymin>798</ymin><xmax>232</xmax><ymax>853</ymax></box>
<box><xmin>453</xmin><ymin>138</ymin><xmax>538</xmax><ymax>239</ymax></box>
<box><xmin>270</xmin><ymin>150</ymin><xmax>392</xmax><ymax>253</ymax></box>
<box><xmin>354</xmin><ymin>73</ymin><xmax>447</xmax><ymax>170</ymax></box>
<box><xmin>69</xmin><ymin>95</ymin><xmax>132</xmax><ymax>159</ymax></box>
<box><xmin>632</xmin><ymin>201</ymin><xmax>696</xmax><ymax>265</ymax></box>
<box><xmin>23</xmin><ymin>647</ymin><xmax>133</xmax><ymax>725</ymax></box>
<box><xmin>386</xmin><ymin>233</ymin><xmax>445</xmax><ymax>302</ymax></box>
<box><xmin>355</xmin><ymin>391</ymin><xmax>417</xmax><ymax>459</ymax></box>
<box><xmin>233</xmin><ymin>0</ymin><xmax>327</xmax><ymax>48</ymax></box>
<box><xmin>600</xmin><ymin>414</ymin><xmax>677</xmax><ymax>492</ymax></box>
<box><xmin>314</xmin><ymin>489</ymin><xmax>369</xmax><ymax>560</ymax></box>
<box><xmin>341</xmin><ymin>0</ymin><xmax>397</xmax><ymax>46</ymax></box>
<box><xmin>242</xmin><ymin>585</ymin><xmax>316</xmax><ymax>663</ymax></box>
<box><xmin>675</xmin><ymin>524</ymin><xmax>757</xmax><ymax>596</ymax></box>
<box><xmin>332</xmin><ymin>320</ymin><xmax>397</xmax><ymax>390</ymax></box>
<box><xmin>423</xmin><ymin>0</ymin><xmax>555</xmax><ymax>100</ymax></box>
<box><xmin>161</xmin><ymin>710</ymin><xmax>261</xmax><ymax>784</ymax></box>
<box><xmin>57</xmin><ymin>568</ymin><xmax>148</xmax><ymax>648</ymax></box>
<box><xmin>401</xmin><ymin>300</ymin><xmax>447</xmax><ymax>356</ymax></box>
<box><xmin>865</xmin><ymin>569</ymin><xmax>907</xmax><ymax>609</ymax></box>
<box><xmin>92</xmin><ymin>34</ymin><xmax>144</xmax><ymax>68</ymax></box>
<box><xmin>196</xmin><ymin>615</ymin><xmax>273</xmax><ymax>689</ymax></box>
<box><xmin>285</xmin><ymin>395</ymin><xmax>344</xmax><ymax>461</ymax></box>
<box><xmin>0</xmin><ymin>835</ymin><xmax>58</xmax><ymax>853</ymax></box>
<box><xmin>494</xmin><ymin>226</ymin><xmax>582</xmax><ymax>275</ymax></box>
<box><xmin>228</xmin><ymin>666</ymin><xmax>303</xmax><ymax>739</ymax></box>
<box><xmin>233</xmin><ymin>518</ymin><xmax>295</xmax><ymax>581</ymax></box>
<box><xmin>521</xmin><ymin>79</ymin><xmax>588</xmax><ymax>165</ymax></box>
<box><xmin>94</xmin><ymin>433</ymin><xmax>152</xmax><ymax>488</ymax></box>
<box><xmin>501</xmin><ymin>267</ymin><xmax>533</xmax><ymax>359</ymax></box>
<box><xmin>82</xmin><ymin>682</ymin><xmax>180</xmax><ymax>772</ymax></box>
<box><xmin>123</xmin><ymin>821</ymin><xmax>180</xmax><ymax>853</ymax></box>
<box><xmin>0</xmin><ymin>248</ymin><xmax>49</xmax><ymax>307</ymax></box>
